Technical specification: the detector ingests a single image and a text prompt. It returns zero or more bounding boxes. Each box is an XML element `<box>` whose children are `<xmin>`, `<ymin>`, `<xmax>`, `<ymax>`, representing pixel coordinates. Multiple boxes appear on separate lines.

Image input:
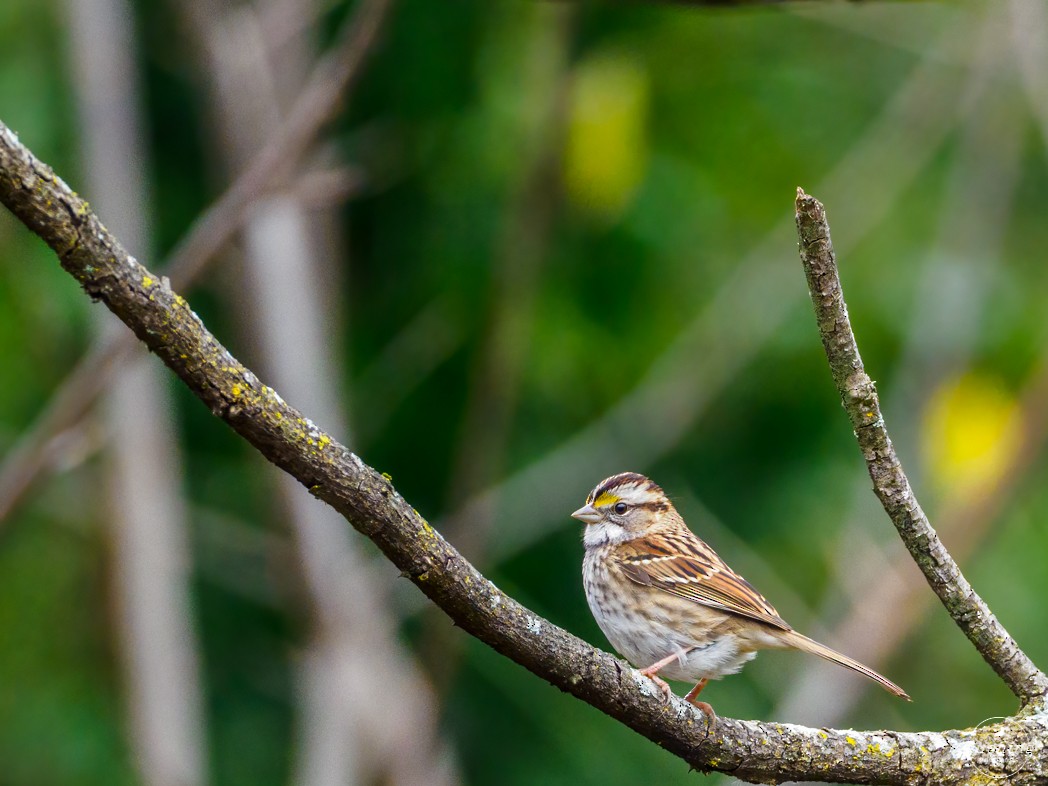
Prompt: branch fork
<box><xmin>797</xmin><ymin>187</ymin><xmax>1048</xmax><ymax>708</ymax></box>
<box><xmin>2</xmin><ymin>119</ymin><xmax>1047</xmax><ymax>782</ymax></box>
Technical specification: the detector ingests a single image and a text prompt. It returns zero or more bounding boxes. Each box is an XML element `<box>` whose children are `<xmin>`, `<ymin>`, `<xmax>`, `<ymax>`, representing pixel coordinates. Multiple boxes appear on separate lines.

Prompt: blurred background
<box><xmin>1</xmin><ymin>0</ymin><xmax>1047</xmax><ymax>784</ymax></box>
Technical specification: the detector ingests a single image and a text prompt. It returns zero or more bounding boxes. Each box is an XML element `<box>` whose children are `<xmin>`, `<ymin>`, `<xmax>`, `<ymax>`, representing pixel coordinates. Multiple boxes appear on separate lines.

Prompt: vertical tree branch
<box><xmin>179</xmin><ymin>1</ymin><xmax>457</xmax><ymax>782</ymax></box>
<box><xmin>795</xmin><ymin>187</ymin><xmax>1048</xmax><ymax>707</ymax></box>
<box><xmin>779</xmin><ymin>9</ymin><xmax>1024</xmax><ymax>724</ymax></box>
<box><xmin>65</xmin><ymin>0</ymin><xmax>208</xmax><ymax>781</ymax></box>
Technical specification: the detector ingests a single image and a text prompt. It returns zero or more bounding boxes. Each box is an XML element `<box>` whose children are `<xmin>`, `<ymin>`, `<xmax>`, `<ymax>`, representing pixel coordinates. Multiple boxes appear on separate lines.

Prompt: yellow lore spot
<box><xmin>593</xmin><ymin>492</ymin><xmax>621</xmax><ymax>508</ymax></box>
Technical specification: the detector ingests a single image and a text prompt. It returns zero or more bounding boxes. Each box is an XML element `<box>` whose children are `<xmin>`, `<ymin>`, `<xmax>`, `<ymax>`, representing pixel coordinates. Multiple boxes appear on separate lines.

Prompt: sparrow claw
<box><xmin>687</xmin><ymin>698</ymin><xmax>717</xmax><ymax>727</ymax></box>
<box><xmin>683</xmin><ymin>677</ymin><xmax>715</xmax><ymax>726</ymax></box>
<box><xmin>638</xmin><ymin>667</ymin><xmax>674</xmax><ymax>702</ymax></box>
<box><xmin>650</xmin><ymin>674</ymin><xmax>674</xmax><ymax>702</ymax></box>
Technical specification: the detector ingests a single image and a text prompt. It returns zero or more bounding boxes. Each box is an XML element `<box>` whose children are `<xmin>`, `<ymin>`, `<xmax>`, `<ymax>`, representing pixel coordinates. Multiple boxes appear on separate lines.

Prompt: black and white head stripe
<box><xmin>586</xmin><ymin>472</ymin><xmax>669</xmax><ymax>511</ymax></box>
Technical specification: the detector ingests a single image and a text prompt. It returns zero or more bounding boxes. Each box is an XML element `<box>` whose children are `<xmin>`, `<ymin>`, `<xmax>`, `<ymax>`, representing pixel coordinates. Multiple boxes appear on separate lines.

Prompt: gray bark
<box><xmin>4</xmin><ymin>122</ymin><xmax>1048</xmax><ymax>784</ymax></box>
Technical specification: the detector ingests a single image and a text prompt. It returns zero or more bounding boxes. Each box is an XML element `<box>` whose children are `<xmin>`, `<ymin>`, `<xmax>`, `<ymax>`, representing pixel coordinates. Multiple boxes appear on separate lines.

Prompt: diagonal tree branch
<box><xmin>0</xmin><ymin>0</ymin><xmax>392</xmax><ymax>527</ymax></box>
<box><xmin>4</xmin><ymin>122</ymin><xmax>1048</xmax><ymax>784</ymax></box>
<box><xmin>795</xmin><ymin>187</ymin><xmax>1048</xmax><ymax>708</ymax></box>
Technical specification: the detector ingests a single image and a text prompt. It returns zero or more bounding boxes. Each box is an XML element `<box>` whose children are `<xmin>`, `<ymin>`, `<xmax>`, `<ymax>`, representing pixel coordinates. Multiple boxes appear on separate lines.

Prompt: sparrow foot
<box><xmin>639</xmin><ymin>651</ymin><xmax>685</xmax><ymax>702</ymax></box>
<box><xmin>687</xmin><ymin>698</ymin><xmax>716</xmax><ymax>727</ymax></box>
<box><xmin>684</xmin><ymin>678</ymin><xmax>715</xmax><ymax>726</ymax></box>
<box><xmin>641</xmin><ymin>671</ymin><xmax>674</xmax><ymax>702</ymax></box>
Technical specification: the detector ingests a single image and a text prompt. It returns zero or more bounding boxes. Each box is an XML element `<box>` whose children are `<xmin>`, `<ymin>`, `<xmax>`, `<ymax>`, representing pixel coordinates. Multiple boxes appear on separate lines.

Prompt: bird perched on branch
<box><xmin>573</xmin><ymin>472</ymin><xmax>910</xmax><ymax>719</ymax></box>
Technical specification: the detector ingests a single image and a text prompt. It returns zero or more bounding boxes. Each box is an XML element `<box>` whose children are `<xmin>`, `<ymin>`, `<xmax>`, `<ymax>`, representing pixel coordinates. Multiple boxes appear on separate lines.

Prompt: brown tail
<box><xmin>782</xmin><ymin>630</ymin><xmax>911</xmax><ymax>700</ymax></box>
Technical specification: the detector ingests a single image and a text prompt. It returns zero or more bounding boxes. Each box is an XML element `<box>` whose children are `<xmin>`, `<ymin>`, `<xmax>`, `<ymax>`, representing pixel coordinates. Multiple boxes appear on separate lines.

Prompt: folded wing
<box><xmin>618</xmin><ymin>535</ymin><xmax>791</xmax><ymax>631</ymax></box>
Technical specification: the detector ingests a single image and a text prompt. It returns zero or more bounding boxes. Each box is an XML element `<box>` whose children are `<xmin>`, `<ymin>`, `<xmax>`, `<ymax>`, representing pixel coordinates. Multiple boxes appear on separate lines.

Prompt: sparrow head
<box><xmin>572</xmin><ymin>472</ymin><xmax>675</xmax><ymax>548</ymax></box>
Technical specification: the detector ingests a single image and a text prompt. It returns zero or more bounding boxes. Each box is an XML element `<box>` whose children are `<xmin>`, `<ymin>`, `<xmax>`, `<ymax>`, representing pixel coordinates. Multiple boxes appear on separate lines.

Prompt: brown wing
<box><xmin>617</xmin><ymin>533</ymin><xmax>791</xmax><ymax>631</ymax></box>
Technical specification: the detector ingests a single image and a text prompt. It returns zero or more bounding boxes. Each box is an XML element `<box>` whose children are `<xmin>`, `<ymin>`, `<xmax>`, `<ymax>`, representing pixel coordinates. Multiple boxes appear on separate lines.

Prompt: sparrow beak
<box><xmin>571</xmin><ymin>504</ymin><xmax>602</xmax><ymax>525</ymax></box>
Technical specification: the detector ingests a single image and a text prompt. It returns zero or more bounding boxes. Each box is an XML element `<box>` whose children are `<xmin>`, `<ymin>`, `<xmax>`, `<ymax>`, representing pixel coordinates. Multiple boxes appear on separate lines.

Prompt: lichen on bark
<box><xmin>3</xmin><ymin>122</ymin><xmax>1048</xmax><ymax>783</ymax></box>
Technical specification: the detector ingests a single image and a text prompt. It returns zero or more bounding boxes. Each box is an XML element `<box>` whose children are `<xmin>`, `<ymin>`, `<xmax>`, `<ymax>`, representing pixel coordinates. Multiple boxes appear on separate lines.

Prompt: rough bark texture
<box><xmin>4</xmin><ymin>123</ymin><xmax>1048</xmax><ymax>783</ymax></box>
<box><xmin>0</xmin><ymin>0</ymin><xmax>391</xmax><ymax>529</ymax></box>
<box><xmin>795</xmin><ymin>188</ymin><xmax>1048</xmax><ymax>709</ymax></box>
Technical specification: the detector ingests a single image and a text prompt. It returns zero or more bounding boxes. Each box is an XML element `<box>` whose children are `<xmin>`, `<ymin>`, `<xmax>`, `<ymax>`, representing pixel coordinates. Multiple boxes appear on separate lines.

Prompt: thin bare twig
<box><xmin>166</xmin><ymin>0</ymin><xmax>391</xmax><ymax>289</ymax></box>
<box><xmin>436</xmin><ymin>17</ymin><xmax>972</xmax><ymax>581</ymax></box>
<box><xmin>4</xmin><ymin>120</ymin><xmax>1048</xmax><ymax>786</ymax></box>
<box><xmin>795</xmin><ymin>187</ymin><xmax>1048</xmax><ymax>707</ymax></box>
<box><xmin>780</xmin><ymin>348</ymin><xmax>1048</xmax><ymax>728</ymax></box>
<box><xmin>779</xmin><ymin>8</ymin><xmax>1025</xmax><ymax>726</ymax></box>
<box><xmin>0</xmin><ymin>0</ymin><xmax>392</xmax><ymax>527</ymax></box>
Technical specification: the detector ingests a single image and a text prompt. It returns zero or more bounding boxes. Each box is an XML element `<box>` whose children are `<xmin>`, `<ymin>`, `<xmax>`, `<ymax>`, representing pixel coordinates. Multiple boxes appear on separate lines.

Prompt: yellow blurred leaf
<box><xmin>922</xmin><ymin>372</ymin><xmax>1022</xmax><ymax>501</ymax></box>
<box><xmin>563</xmin><ymin>51</ymin><xmax>649</xmax><ymax>220</ymax></box>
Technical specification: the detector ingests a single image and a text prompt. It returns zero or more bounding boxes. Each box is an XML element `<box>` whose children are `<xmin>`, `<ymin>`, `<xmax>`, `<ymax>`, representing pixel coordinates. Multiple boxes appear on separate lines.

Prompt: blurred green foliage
<box><xmin>2</xmin><ymin>1</ymin><xmax>1047</xmax><ymax>784</ymax></box>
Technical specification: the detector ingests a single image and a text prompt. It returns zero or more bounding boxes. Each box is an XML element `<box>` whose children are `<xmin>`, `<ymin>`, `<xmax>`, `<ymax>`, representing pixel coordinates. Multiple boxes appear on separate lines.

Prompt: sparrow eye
<box><xmin>613</xmin><ymin>502</ymin><xmax>628</xmax><ymax>515</ymax></box>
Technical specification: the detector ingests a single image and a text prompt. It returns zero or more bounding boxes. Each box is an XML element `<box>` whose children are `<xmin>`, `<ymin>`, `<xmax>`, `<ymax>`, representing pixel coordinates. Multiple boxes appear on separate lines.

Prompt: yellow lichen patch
<box><xmin>845</xmin><ymin>736</ymin><xmax>857</xmax><ymax>747</ymax></box>
<box><xmin>142</xmin><ymin>276</ymin><xmax>154</xmax><ymax>287</ymax></box>
<box><xmin>867</xmin><ymin>743</ymin><xmax>893</xmax><ymax>757</ymax></box>
<box><xmin>318</xmin><ymin>435</ymin><xmax>330</xmax><ymax>449</ymax></box>
<box><xmin>382</xmin><ymin>472</ymin><xmax>392</xmax><ymax>482</ymax></box>
<box><xmin>231</xmin><ymin>384</ymin><xmax>242</xmax><ymax>397</ymax></box>
<box><xmin>593</xmin><ymin>491</ymin><xmax>621</xmax><ymax>508</ymax></box>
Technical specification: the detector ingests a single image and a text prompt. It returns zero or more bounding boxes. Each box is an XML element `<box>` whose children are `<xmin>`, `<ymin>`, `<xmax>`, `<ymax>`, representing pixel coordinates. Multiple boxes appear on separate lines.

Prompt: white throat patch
<box><xmin>583</xmin><ymin>519</ymin><xmax>630</xmax><ymax>549</ymax></box>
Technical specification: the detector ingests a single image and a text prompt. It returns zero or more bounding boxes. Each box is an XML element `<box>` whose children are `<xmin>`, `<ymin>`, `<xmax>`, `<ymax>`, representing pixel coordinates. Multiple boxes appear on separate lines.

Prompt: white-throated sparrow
<box><xmin>574</xmin><ymin>472</ymin><xmax>910</xmax><ymax>715</ymax></box>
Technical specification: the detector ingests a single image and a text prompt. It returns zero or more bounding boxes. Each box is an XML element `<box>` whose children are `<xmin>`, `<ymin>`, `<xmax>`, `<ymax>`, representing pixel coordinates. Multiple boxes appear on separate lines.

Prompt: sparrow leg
<box><xmin>684</xmin><ymin>678</ymin><xmax>716</xmax><ymax>724</ymax></box>
<box><xmin>639</xmin><ymin>652</ymin><xmax>681</xmax><ymax>702</ymax></box>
